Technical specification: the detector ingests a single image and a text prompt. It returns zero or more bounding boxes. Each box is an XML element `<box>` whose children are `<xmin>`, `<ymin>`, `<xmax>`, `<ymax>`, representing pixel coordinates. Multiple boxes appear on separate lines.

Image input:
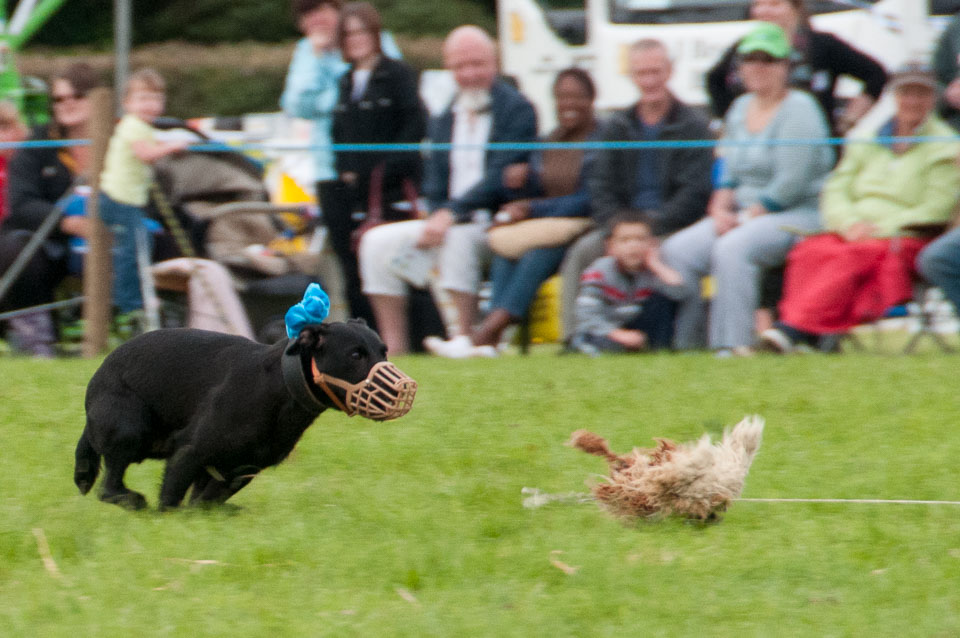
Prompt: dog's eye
<box><xmin>350</xmin><ymin>350</ymin><xmax>364</xmax><ymax>361</ymax></box>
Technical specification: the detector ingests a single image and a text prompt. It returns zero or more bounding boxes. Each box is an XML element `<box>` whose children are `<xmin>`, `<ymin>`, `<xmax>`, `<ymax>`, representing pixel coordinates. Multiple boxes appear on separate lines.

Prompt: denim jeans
<box><xmin>916</xmin><ymin>226</ymin><xmax>960</xmax><ymax>314</ymax></box>
<box><xmin>572</xmin><ymin>292</ymin><xmax>677</xmax><ymax>354</ymax></box>
<box><xmin>98</xmin><ymin>192</ymin><xmax>150</xmax><ymax>313</ymax></box>
<box><xmin>489</xmin><ymin>246</ymin><xmax>566</xmax><ymax>319</ymax></box>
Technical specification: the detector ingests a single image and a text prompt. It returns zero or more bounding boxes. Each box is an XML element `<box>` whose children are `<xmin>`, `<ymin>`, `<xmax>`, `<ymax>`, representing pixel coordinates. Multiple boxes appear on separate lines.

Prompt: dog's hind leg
<box><xmin>99</xmin><ymin>453</ymin><xmax>148</xmax><ymax>510</ymax></box>
<box><xmin>90</xmin><ymin>397</ymin><xmax>150</xmax><ymax>510</ymax></box>
<box><xmin>74</xmin><ymin>426</ymin><xmax>101</xmax><ymax>495</ymax></box>
<box><xmin>159</xmin><ymin>445</ymin><xmax>207</xmax><ymax>510</ymax></box>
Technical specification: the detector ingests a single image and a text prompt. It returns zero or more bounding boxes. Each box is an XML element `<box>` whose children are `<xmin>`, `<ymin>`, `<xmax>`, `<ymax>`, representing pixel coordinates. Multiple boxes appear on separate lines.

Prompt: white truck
<box><xmin>497</xmin><ymin>0</ymin><xmax>960</xmax><ymax>130</ymax></box>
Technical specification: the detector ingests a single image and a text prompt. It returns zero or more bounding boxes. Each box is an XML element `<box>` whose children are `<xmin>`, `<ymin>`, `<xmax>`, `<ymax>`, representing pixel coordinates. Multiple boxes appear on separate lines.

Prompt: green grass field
<box><xmin>2</xmin><ymin>347</ymin><xmax>959</xmax><ymax>636</ymax></box>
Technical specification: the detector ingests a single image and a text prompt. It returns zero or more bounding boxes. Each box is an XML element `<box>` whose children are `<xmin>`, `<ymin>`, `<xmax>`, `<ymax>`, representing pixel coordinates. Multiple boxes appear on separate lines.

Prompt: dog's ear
<box><xmin>284</xmin><ymin>324</ymin><xmax>328</xmax><ymax>356</ymax></box>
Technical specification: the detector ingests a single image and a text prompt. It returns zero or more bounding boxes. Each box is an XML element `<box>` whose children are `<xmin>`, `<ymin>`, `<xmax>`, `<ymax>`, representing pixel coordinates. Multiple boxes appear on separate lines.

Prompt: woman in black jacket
<box><xmin>0</xmin><ymin>63</ymin><xmax>101</xmax><ymax>356</ymax></box>
<box><xmin>328</xmin><ymin>1</ymin><xmax>427</xmax><ymax>325</ymax></box>
<box><xmin>706</xmin><ymin>0</ymin><xmax>887</xmax><ymax>135</ymax></box>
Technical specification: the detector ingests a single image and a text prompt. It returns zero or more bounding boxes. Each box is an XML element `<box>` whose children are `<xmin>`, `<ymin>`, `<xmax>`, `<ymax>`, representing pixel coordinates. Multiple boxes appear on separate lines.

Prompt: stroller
<box><xmin>148</xmin><ymin>121</ymin><xmax>446</xmax><ymax>346</ymax></box>
<box><xmin>145</xmin><ymin>124</ymin><xmax>322</xmax><ymax>343</ymax></box>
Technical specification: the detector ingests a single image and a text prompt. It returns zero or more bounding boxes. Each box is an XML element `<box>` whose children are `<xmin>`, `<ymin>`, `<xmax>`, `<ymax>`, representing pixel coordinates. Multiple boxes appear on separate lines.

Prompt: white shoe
<box><xmin>424</xmin><ymin>335</ymin><xmax>475</xmax><ymax>359</ymax></box>
<box><xmin>471</xmin><ymin>344</ymin><xmax>499</xmax><ymax>358</ymax></box>
<box><xmin>758</xmin><ymin>328</ymin><xmax>794</xmax><ymax>354</ymax></box>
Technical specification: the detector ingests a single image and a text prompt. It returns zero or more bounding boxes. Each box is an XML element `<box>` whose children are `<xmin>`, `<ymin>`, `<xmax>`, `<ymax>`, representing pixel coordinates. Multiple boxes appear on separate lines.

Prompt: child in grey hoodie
<box><xmin>572</xmin><ymin>210</ymin><xmax>687</xmax><ymax>354</ymax></box>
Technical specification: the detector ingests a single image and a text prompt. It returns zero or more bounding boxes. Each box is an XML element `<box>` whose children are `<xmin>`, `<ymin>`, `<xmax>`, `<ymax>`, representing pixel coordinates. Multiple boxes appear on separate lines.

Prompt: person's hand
<box><xmin>945</xmin><ymin>78</ymin><xmax>960</xmax><ymax>110</ymax></box>
<box><xmin>502</xmin><ymin>163</ymin><xmax>530</xmax><ymax>190</ymax></box>
<box><xmin>608</xmin><ymin>328</ymin><xmax>647</xmax><ymax>351</ymax></box>
<box><xmin>707</xmin><ymin>188</ymin><xmax>737</xmax><ymax>234</ymax></box>
<box><xmin>60</xmin><ymin>215</ymin><xmax>89</xmax><ymax>238</ymax></box>
<box><xmin>710</xmin><ymin>208</ymin><xmax>739</xmax><ymax>236</ymax></box>
<box><xmin>493</xmin><ymin>200</ymin><xmax>531</xmax><ymax>226</ymax></box>
<box><xmin>643</xmin><ymin>241</ymin><xmax>664</xmax><ymax>271</ymax></box>
<box><xmin>416</xmin><ymin>209</ymin><xmax>454</xmax><ymax>248</ymax></box>
<box><xmin>835</xmin><ymin>94</ymin><xmax>875</xmax><ymax>134</ymax></box>
<box><xmin>842</xmin><ymin>221</ymin><xmax>877</xmax><ymax>242</ymax></box>
<box><xmin>645</xmin><ymin>243</ymin><xmax>683</xmax><ymax>286</ymax></box>
<box><xmin>166</xmin><ymin>140</ymin><xmax>190</xmax><ymax>155</ymax></box>
<box><xmin>741</xmin><ymin>203</ymin><xmax>767</xmax><ymax>221</ymax></box>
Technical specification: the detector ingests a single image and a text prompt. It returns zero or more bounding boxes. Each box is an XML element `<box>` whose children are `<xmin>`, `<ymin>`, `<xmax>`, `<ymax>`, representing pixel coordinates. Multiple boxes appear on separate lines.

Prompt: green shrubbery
<box><xmin>20</xmin><ymin>37</ymin><xmax>445</xmax><ymax>118</ymax></box>
<box><xmin>22</xmin><ymin>0</ymin><xmax>480</xmax><ymax>118</ymax></box>
<box><xmin>31</xmin><ymin>0</ymin><xmax>495</xmax><ymax>46</ymax></box>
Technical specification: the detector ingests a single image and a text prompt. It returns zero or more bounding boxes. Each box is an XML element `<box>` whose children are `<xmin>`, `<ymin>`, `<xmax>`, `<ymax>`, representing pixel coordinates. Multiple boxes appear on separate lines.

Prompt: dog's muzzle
<box><xmin>312</xmin><ymin>361</ymin><xmax>417</xmax><ymax>420</ymax></box>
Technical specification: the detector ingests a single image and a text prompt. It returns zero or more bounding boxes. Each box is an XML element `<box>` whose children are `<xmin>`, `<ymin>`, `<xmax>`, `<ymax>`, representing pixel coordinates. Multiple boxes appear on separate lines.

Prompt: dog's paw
<box><xmin>100</xmin><ymin>491</ymin><xmax>148</xmax><ymax>510</ymax></box>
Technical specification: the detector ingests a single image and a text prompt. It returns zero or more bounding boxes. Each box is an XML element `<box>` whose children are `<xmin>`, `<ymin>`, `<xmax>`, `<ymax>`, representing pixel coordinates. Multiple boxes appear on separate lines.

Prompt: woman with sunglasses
<box><xmin>661</xmin><ymin>23</ymin><xmax>834</xmax><ymax>356</ymax></box>
<box><xmin>0</xmin><ymin>63</ymin><xmax>101</xmax><ymax>356</ymax></box>
<box><xmin>706</xmin><ymin>0</ymin><xmax>886</xmax><ymax>136</ymax></box>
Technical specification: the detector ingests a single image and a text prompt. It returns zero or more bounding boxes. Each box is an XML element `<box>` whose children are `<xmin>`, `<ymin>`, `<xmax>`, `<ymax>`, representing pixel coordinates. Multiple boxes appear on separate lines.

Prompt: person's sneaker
<box><xmin>113</xmin><ymin>310</ymin><xmax>145</xmax><ymax>341</ymax></box>
<box><xmin>424</xmin><ymin>334</ymin><xmax>475</xmax><ymax>359</ymax></box>
<box><xmin>8</xmin><ymin>311</ymin><xmax>56</xmax><ymax>358</ymax></box>
<box><xmin>715</xmin><ymin>346</ymin><xmax>754</xmax><ymax>358</ymax></box>
<box><xmin>758</xmin><ymin>327</ymin><xmax>794</xmax><ymax>354</ymax></box>
<box><xmin>471</xmin><ymin>344</ymin><xmax>499</xmax><ymax>358</ymax></box>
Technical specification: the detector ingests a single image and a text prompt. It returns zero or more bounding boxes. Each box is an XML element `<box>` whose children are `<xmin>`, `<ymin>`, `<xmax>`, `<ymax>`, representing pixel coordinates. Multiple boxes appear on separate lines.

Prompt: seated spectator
<box><xmin>424</xmin><ymin>67</ymin><xmax>598</xmax><ymax>358</ymax></box>
<box><xmin>923</xmin><ymin>9</ymin><xmax>960</xmax><ymax>314</ymax></box>
<box><xmin>932</xmin><ymin>8</ymin><xmax>960</xmax><ymax>131</ymax></box>
<box><xmin>571</xmin><ymin>210</ymin><xmax>686</xmax><ymax>355</ymax></box>
<box><xmin>761</xmin><ymin>64</ymin><xmax>960</xmax><ymax>352</ymax></box>
<box><xmin>0</xmin><ymin>63</ymin><xmax>102</xmax><ymax>357</ymax></box>
<box><xmin>0</xmin><ymin>101</ymin><xmax>27</xmax><ymax>222</ymax></box>
<box><xmin>559</xmin><ymin>38</ymin><xmax>713</xmax><ymax>344</ymax></box>
<box><xmin>328</xmin><ymin>1</ymin><xmax>427</xmax><ymax>326</ymax></box>
<box><xmin>357</xmin><ymin>25</ymin><xmax>537</xmax><ymax>354</ymax></box>
<box><xmin>706</xmin><ymin>0</ymin><xmax>886</xmax><ymax>136</ymax></box>
<box><xmin>660</xmin><ymin>23</ymin><xmax>834</xmax><ymax>356</ymax></box>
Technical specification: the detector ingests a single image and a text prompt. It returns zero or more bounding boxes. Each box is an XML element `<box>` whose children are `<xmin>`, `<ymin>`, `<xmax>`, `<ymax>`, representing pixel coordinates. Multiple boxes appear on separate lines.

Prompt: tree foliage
<box><xmin>26</xmin><ymin>0</ymin><xmax>495</xmax><ymax>47</ymax></box>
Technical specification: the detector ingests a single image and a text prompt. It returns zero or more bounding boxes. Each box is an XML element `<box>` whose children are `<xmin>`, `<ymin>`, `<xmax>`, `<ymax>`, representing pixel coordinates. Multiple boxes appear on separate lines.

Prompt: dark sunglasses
<box><xmin>52</xmin><ymin>93</ymin><xmax>86</xmax><ymax>104</ymax></box>
<box><xmin>740</xmin><ymin>52</ymin><xmax>782</xmax><ymax>64</ymax></box>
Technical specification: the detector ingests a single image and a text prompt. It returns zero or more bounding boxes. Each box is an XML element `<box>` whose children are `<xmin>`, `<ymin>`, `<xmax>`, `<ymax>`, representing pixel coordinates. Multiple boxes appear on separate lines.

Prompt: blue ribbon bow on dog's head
<box><xmin>285</xmin><ymin>283</ymin><xmax>331</xmax><ymax>338</ymax></box>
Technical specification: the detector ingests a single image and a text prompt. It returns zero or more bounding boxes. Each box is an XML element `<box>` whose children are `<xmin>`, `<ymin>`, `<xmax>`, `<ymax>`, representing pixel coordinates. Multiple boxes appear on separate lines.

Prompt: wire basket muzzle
<box><xmin>315</xmin><ymin>361</ymin><xmax>417</xmax><ymax>420</ymax></box>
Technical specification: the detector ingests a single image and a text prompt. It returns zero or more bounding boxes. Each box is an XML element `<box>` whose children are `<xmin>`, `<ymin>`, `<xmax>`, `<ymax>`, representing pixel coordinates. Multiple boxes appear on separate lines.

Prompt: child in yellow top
<box><xmin>98</xmin><ymin>68</ymin><xmax>186</xmax><ymax>319</ymax></box>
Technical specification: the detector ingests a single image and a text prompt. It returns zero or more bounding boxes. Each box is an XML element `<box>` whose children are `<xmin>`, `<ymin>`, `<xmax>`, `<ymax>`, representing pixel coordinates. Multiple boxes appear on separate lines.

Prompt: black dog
<box><xmin>74</xmin><ymin>320</ymin><xmax>415</xmax><ymax>510</ymax></box>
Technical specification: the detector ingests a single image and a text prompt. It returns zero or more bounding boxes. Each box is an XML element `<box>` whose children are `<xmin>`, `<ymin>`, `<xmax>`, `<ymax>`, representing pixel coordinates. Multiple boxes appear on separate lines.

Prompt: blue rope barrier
<box><xmin>0</xmin><ymin>139</ymin><xmax>89</xmax><ymax>150</ymax></box>
<box><xmin>186</xmin><ymin>135</ymin><xmax>960</xmax><ymax>153</ymax></box>
<box><xmin>4</xmin><ymin>135</ymin><xmax>960</xmax><ymax>153</ymax></box>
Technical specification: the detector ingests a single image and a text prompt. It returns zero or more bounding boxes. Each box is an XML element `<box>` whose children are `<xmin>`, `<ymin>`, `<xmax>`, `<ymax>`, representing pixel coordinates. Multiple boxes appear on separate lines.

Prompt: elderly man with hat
<box><xmin>759</xmin><ymin>63</ymin><xmax>960</xmax><ymax>353</ymax></box>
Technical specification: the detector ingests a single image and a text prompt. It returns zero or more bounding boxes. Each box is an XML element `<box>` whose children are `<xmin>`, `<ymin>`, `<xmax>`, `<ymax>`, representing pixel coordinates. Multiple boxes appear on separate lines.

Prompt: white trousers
<box><xmin>358</xmin><ymin>219</ymin><xmax>491</xmax><ymax>296</ymax></box>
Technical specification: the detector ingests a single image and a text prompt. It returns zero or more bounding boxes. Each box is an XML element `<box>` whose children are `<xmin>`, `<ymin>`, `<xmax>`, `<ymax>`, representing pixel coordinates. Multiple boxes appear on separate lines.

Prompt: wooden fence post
<box><xmin>82</xmin><ymin>88</ymin><xmax>115</xmax><ymax>358</ymax></box>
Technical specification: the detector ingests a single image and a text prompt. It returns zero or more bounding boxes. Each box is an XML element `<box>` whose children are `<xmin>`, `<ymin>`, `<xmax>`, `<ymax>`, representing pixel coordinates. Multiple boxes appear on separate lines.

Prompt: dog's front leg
<box><xmin>159</xmin><ymin>445</ymin><xmax>205</xmax><ymax>510</ymax></box>
<box><xmin>192</xmin><ymin>465</ymin><xmax>261</xmax><ymax>505</ymax></box>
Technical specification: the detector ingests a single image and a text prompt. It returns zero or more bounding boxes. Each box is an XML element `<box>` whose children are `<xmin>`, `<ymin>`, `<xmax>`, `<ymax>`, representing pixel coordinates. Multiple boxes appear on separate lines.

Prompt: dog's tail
<box><xmin>74</xmin><ymin>428</ymin><xmax>101</xmax><ymax>495</ymax></box>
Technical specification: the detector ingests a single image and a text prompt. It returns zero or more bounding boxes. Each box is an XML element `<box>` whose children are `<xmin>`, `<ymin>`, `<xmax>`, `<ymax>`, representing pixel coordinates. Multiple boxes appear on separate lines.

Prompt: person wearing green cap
<box><xmin>661</xmin><ymin>21</ymin><xmax>834</xmax><ymax>355</ymax></box>
<box><xmin>706</xmin><ymin>0</ymin><xmax>886</xmax><ymax>136</ymax></box>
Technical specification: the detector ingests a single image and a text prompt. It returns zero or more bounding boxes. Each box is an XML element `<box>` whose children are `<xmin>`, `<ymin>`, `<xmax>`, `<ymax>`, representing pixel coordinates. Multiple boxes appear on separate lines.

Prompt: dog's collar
<box><xmin>281</xmin><ymin>342</ymin><xmax>327</xmax><ymax>414</ymax></box>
